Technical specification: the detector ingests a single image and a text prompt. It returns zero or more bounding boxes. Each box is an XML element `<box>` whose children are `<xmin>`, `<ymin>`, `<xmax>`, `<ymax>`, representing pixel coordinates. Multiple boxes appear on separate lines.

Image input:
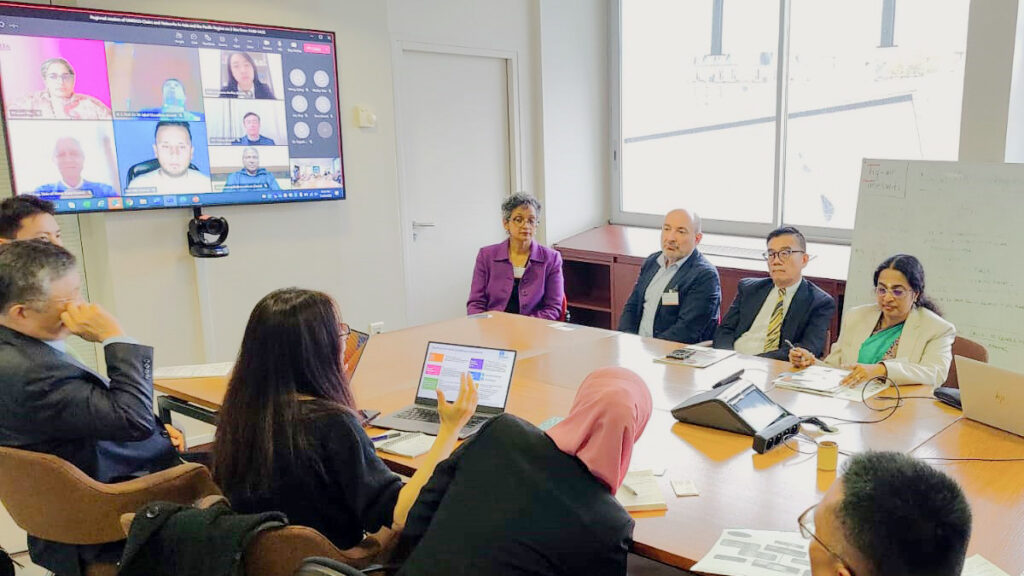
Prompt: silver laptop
<box><xmin>374</xmin><ymin>342</ymin><xmax>517</xmax><ymax>439</ymax></box>
<box><xmin>956</xmin><ymin>356</ymin><xmax>1024</xmax><ymax>437</ymax></box>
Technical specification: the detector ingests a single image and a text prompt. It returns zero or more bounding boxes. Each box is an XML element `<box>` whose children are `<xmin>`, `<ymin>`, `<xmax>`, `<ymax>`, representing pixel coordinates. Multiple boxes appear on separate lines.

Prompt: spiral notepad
<box><xmin>375</xmin><ymin>433</ymin><xmax>434</xmax><ymax>458</ymax></box>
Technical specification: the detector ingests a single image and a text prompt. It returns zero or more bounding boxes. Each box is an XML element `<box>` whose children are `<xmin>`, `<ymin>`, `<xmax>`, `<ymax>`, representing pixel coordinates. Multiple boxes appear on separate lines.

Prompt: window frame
<box><xmin>610</xmin><ymin>0</ymin><xmax>897</xmax><ymax>244</ymax></box>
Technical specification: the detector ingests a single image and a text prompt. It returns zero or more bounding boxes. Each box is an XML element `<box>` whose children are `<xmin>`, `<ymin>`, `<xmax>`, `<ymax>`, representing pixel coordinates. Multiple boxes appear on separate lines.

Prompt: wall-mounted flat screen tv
<box><xmin>0</xmin><ymin>2</ymin><xmax>344</xmax><ymax>214</ymax></box>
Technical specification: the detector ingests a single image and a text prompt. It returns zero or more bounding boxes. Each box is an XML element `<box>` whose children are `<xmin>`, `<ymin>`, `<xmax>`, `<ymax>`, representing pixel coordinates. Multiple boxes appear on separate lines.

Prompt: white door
<box><xmin>396</xmin><ymin>47</ymin><xmax>517</xmax><ymax>327</ymax></box>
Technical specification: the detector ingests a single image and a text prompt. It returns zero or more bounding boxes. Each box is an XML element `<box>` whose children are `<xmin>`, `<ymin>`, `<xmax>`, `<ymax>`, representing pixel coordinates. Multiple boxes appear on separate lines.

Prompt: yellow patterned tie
<box><xmin>764</xmin><ymin>287</ymin><xmax>786</xmax><ymax>352</ymax></box>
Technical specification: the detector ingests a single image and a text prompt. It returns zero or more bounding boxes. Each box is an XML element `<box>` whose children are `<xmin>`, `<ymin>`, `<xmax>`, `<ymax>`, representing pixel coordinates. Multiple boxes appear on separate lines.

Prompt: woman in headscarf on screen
<box><xmin>393</xmin><ymin>366</ymin><xmax>653</xmax><ymax>576</ymax></box>
<box><xmin>12</xmin><ymin>58</ymin><xmax>112</xmax><ymax>120</ymax></box>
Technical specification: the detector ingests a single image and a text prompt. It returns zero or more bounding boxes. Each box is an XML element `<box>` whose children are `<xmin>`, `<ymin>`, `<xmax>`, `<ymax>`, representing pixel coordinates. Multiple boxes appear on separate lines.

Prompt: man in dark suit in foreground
<box><xmin>0</xmin><ymin>241</ymin><xmax>181</xmax><ymax>576</ymax></box>
<box><xmin>618</xmin><ymin>209</ymin><xmax>721</xmax><ymax>344</ymax></box>
<box><xmin>713</xmin><ymin>226</ymin><xmax>835</xmax><ymax>359</ymax></box>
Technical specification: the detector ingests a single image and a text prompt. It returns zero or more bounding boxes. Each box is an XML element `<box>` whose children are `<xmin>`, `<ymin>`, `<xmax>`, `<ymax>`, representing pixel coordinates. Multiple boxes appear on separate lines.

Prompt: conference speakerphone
<box><xmin>671</xmin><ymin>381</ymin><xmax>797</xmax><ymax>453</ymax></box>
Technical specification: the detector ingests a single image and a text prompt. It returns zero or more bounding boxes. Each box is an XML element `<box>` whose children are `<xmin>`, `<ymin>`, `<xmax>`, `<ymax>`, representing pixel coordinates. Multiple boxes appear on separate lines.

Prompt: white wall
<box><xmin>539</xmin><ymin>0</ymin><xmax>611</xmax><ymax>243</ymax></box>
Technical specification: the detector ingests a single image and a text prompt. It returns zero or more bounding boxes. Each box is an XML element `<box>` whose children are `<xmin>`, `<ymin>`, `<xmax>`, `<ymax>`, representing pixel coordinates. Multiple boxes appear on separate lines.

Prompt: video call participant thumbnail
<box><xmin>136</xmin><ymin>79</ymin><xmax>203</xmax><ymax>122</ymax></box>
<box><xmin>224</xmin><ymin>147</ymin><xmax>281</xmax><ymax>191</ymax></box>
<box><xmin>12</xmin><ymin>57</ymin><xmax>112</xmax><ymax>120</ymax></box>
<box><xmin>232</xmin><ymin>112</ymin><xmax>275</xmax><ymax>146</ymax></box>
<box><xmin>220</xmin><ymin>52</ymin><xmax>276</xmax><ymax>99</ymax></box>
<box><xmin>33</xmin><ymin>137</ymin><xmax>117</xmax><ymax>201</ymax></box>
<box><xmin>126</xmin><ymin>121</ymin><xmax>212</xmax><ymax>195</ymax></box>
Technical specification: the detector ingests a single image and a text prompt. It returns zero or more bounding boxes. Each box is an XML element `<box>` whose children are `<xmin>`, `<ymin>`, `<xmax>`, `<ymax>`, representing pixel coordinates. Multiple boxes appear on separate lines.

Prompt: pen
<box><xmin>370</xmin><ymin>431</ymin><xmax>401</xmax><ymax>442</ymax></box>
<box><xmin>784</xmin><ymin>339</ymin><xmax>817</xmax><ymax>367</ymax></box>
<box><xmin>712</xmin><ymin>368</ymin><xmax>745</xmax><ymax>389</ymax></box>
<box><xmin>620</xmin><ymin>482</ymin><xmax>638</xmax><ymax>495</ymax></box>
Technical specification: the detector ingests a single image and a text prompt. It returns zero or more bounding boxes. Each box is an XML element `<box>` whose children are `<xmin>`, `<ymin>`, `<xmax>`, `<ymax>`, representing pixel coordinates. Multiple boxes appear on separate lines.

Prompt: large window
<box><xmin>616</xmin><ymin>0</ymin><xmax>970</xmax><ymax>239</ymax></box>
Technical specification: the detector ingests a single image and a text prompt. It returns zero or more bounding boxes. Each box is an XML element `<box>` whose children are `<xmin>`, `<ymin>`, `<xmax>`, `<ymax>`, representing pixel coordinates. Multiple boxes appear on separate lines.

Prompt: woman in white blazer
<box><xmin>790</xmin><ymin>254</ymin><xmax>955</xmax><ymax>389</ymax></box>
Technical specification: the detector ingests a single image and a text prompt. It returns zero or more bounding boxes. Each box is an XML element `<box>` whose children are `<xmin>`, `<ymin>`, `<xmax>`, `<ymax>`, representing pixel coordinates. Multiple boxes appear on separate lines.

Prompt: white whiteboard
<box><xmin>848</xmin><ymin>159</ymin><xmax>1024</xmax><ymax>371</ymax></box>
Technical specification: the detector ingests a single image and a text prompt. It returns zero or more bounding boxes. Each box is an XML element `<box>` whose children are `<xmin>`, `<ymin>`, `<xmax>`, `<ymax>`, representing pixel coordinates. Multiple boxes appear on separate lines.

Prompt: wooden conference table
<box><xmin>155</xmin><ymin>312</ymin><xmax>1021</xmax><ymax>573</ymax></box>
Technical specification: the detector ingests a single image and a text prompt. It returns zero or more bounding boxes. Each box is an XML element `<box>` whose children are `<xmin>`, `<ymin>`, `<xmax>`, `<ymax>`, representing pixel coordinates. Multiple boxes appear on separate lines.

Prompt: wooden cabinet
<box><xmin>555</xmin><ymin>225</ymin><xmax>849</xmax><ymax>339</ymax></box>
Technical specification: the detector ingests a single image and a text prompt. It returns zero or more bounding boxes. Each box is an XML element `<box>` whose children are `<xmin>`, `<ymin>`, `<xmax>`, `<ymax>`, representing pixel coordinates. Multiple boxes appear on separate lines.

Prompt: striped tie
<box><xmin>764</xmin><ymin>287</ymin><xmax>786</xmax><ymax>352</ymax></box>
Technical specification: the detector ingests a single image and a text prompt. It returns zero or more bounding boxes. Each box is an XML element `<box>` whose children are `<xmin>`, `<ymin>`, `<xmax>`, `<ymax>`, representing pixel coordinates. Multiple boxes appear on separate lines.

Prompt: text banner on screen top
<box><xmin>0</xmin><ymin>1</ymin><xmax>345</xmax><ymax>215</ymax></box>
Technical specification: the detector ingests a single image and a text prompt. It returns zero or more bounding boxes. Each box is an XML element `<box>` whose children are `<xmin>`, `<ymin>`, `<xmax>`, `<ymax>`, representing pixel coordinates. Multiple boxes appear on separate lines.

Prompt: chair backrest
<box><xmin>126</xmin><ymin>159</ymin><xmax>200</xmax><ymax>185</ymax></box>
<box><xmin>0</xmin><ymin>447</ymin><xmax>220</xmax><ymax>545</ymax></box>
<box><xmin>942</xmin><ymin>336</ymin><xmax>989</xmax><ymax>389</ymax></box>
<box><xmin>245</xmin><ymin>525</ymin><xmax>392</xmax><ymax>576</ymax></box>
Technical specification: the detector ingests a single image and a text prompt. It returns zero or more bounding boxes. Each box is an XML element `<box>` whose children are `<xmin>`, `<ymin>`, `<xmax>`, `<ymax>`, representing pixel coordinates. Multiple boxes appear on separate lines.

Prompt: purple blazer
<box><xmin>467</xmin><ymin>239</ymin><xmax>565</xmax><ymax>320</ymax></box>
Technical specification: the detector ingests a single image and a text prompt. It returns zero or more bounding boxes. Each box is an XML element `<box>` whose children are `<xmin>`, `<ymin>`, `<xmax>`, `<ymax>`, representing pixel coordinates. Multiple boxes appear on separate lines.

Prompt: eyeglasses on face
<box><xmin>798</xmin><ymin>504</ymin><xmax>855</xmax><ymax>576</ymax></box>
<box><xmin>510</xmin><ymin>216</ymin><xmax>539</xmax><ymax>227</ymax></box>
<box><xmin>338</xmin><ymin>322</ymin><xmax>351</xmax><ymax>339</ymax></box>
<box><xmin>45</xmin><ymin>73</ymin><xmax>74</xmax><ymax>82</ymax></box>
<box><xmin>874</xmin><ymin>285</ymin><xmax>910</xmax><ymax>299</ymax></box>
<box><xmin>762</xmin><ymin>249</ymin><xmax>805</xmax><ymax>262</ymax></box>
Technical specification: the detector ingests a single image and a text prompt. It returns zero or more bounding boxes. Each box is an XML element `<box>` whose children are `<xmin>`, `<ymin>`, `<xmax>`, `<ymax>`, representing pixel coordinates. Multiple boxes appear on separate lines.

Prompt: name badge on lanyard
<box><xmin>662</xmin><ymin>289</ymin><xmax>679</xmax><ymax>306</ymax></box>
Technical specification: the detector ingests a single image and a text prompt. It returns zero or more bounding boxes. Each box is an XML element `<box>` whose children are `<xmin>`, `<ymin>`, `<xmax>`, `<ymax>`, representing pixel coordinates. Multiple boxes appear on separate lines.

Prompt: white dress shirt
<box><xmin>638</xmin><ymin>252</ymin><xmax>690</xmax><ymax>338</ymax></box>
<box><xmin>733</xmin><ymin>282</ymin><xmax>798</xmax><ymax>355</ymax></box>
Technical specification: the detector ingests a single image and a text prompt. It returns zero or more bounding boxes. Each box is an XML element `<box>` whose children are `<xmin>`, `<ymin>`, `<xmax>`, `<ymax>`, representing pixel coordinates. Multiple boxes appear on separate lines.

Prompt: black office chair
<box><xmin>125</xmin><ymin>159</ymin><xmax>200</xmax><ymax>186</ymax></box>
<box><xmin>294</xmin><ymin>557</ymin><xmax>384</xmax><ymax>576</ymax></box>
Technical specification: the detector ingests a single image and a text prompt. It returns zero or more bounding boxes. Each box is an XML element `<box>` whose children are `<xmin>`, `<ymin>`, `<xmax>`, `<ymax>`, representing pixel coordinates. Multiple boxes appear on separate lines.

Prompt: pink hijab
<box><xmin>545</xmin><ymin>367</ymin><xmax>653</xmax><ymax>492</ymax></box>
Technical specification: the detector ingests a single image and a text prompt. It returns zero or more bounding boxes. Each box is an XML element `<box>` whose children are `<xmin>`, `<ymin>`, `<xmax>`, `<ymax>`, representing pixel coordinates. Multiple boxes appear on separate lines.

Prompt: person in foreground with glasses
<box><xmin>714</xmin><ymin>226</ymin><xmax>835</xmax><ymax>359</ymax></box>
<box><xmin>0</xmin><ymin>241</ymin><xmax>182</xmax><ymax>576</ymax></box>
<box><xmin>800</xmin><ymin>451</ymin><xmax>971</xmax><ymax>576</ymax></box>
<box><xmin>213</xmin><ymin>288</ymin><xmax>479</xmax><ymax>553</ymax></box>
<box><xmin>790</xmin><ymin>254</ymin><xmax>954</xmax><ymax>389</ymax></box>
<box><xmin>467</xmin><ymin>192</ymin><xmax>565</xmax><ymax>319</ymax></box>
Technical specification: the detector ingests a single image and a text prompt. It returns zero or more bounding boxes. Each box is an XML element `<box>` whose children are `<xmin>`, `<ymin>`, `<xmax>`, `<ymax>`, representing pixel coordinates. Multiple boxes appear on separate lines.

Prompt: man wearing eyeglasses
<box><xmin>618</xmin><ymin>209</ymin><xmax>721</xmax><ymax>344</ymax></box>
<box><xmin>0</xmin><ymin>241</ymin><xmax>182</xmax><ymax>576</ymax></box>
<box><xmin>799</xmin><ymin>451</ymin><xmax>971</xmax><ymax>576</ymax></box>
<box><xmin>713</xmin><ymin>226</ymin><xmax>835</xmax><ymax>359</ymax></box>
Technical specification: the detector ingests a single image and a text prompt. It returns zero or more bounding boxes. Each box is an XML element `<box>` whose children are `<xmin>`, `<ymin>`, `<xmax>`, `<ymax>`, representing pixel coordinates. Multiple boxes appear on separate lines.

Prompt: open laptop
<box><xmin>373</xmin><ymin>341</ymin><xmax>517</xmax><ymax>439</ymax></box>
<box><xmin>955</xmin><ymin>356</ymin><xmax>1024</xmax><ymax>437</ymax></box>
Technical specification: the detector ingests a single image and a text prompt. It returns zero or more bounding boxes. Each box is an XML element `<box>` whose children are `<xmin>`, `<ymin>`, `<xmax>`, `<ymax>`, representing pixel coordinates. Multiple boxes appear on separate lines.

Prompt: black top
<box><xmin>227</xmin><ymin>404</ymin><xmax>403</xmax><ymax>549</ymax></box>
<box><xmin>395</xmin><ymin>414</ymin><xmax>634</xmax><ymax>576</ymax></box>
<box><xmin>504</xmin><ymin>277</ymin><xmax>522</xmax><ymax>314</ymax></box>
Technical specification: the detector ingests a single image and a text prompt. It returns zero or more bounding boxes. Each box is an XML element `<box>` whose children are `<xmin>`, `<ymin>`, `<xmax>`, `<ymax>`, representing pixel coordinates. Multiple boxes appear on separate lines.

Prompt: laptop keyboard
<box><xmin>396</xmin><ymin>407</ymin><xmax>488</xmax><ymax>428</ymax></box>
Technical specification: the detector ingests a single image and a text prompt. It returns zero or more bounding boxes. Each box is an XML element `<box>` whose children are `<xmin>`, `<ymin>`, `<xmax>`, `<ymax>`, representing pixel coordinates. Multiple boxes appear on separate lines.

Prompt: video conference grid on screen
<box><xmin>0</xmin><ymin>2</ymin><xmax>345</xmax><ymax>214</ymax></box>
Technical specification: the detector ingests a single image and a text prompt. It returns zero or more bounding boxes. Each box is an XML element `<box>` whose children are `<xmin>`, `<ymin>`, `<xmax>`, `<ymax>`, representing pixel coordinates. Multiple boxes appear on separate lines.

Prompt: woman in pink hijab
<box><xmin>394</xmin><ymin>367</ymin><xmax>653</xmax><ymax>576</ymax></box>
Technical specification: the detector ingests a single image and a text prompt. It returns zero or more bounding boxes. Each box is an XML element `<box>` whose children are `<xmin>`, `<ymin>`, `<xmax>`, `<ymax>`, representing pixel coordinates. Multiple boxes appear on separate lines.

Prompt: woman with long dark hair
<box><xmin>212</xmin><ymin>288</ymin><xmax>477</xmax><ymax>549</ymax></box>
<box><xmin>219</xmin><ymin>52</ymin><xmax>275</xmax><ymax>99</ymax></box>
<box><xmin>790</xmin><ymin>254</ymin><xmax>955</xmax><ymax>388</ymax></box>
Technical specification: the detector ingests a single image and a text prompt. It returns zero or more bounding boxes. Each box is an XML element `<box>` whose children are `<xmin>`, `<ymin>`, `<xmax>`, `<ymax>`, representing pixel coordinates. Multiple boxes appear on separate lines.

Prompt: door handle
<box><xmin>412</xmin><ymin>221</ymin><xmax>436</xmax><ymax>228</ymax></box>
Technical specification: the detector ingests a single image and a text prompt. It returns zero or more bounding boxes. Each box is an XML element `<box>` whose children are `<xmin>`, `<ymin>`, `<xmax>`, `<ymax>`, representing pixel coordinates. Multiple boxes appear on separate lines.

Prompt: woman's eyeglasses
<box><xmin>874</xmin><ymin>285</ymin><xmax>909</xmax><ymax>299</ymax></box>
<box><xmin>338</xmin><ymin>322</ymin><xmax>351</xmax><ymax>339</ymax></box>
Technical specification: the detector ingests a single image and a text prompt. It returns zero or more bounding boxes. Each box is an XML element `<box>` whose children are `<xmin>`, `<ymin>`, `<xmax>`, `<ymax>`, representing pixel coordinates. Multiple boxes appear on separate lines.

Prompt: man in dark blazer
<box><xmin>0</xmin><ymin>241</ymin><xmax>180</xmax><ymax>576</ymax></box>
<box><xmin>618</xmin><ymin>209</ymin><xmax>721</xmax><ymax>343</ymax></box>
<box><xmin>713</xmin><ymin>226</ymin><xmax>835</xmax><ymax>359</ymax></box>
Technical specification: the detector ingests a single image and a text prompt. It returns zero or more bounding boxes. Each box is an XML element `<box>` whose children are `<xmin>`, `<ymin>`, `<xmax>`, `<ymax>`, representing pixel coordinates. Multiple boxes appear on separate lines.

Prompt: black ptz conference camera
<box><xmin>187</xmin><ymin>207</ymin><xmax>229</xmax><ymax>258</ymax></box>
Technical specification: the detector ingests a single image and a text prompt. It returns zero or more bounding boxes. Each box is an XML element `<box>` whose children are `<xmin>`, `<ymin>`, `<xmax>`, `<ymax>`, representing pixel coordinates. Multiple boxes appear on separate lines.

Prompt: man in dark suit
<box><xmin>0</xmin><ymin>241</ymin><xmax>181</xmax><ymax>576</ymax></box>
<box><xmin>618</xmin><ymin>209</ymin><xmax>721</xmax><ymax>343</ymax></box>
<box><xmin>713</xmin><ymin>226</ymin><xmax>835</xmax><ymax>359</ymax></box>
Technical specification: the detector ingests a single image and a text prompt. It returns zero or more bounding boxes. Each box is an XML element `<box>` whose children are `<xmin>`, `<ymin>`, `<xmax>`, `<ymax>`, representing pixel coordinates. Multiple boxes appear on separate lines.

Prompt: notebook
<box><xmin>774</xmin><ymin>365</ymin><xmax>889</xmax><ymax>401</ymax></box>
<box><xmin>957</xmin><ymin>356</ymin><xmax>1024</xmax><ymax>437</ymax></box>
<box><xmin>615</xmin><ymin>469</ymin><xmax>667</xmax><ymax>512</ymax></box>
<box><xmin>374</xmin><ymin>432</ymin><xmax>434</xmax><ymax>458</ymax></box>
<box><xmin>373</xmin><ymin>342</ymin><xmax>517</xmax><ymax>440</ymax></box>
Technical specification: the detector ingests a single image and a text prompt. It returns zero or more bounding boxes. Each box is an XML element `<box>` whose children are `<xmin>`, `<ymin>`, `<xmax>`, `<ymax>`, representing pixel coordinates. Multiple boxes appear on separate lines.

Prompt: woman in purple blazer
<box><xmin>467</xmin><ymin>193</ymin><xmax>565</xmax><ymax>320</ymax></box>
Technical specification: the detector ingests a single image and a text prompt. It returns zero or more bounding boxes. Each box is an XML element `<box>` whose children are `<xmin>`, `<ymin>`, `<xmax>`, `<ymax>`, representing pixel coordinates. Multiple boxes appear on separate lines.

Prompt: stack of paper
<box><xmin>375</xmin><ymin>432</ymin><xmax>434</xmax><ymax>458</ymax></box>
<box><xmin>654</xmin><ymin>345</ymin><xmax>735</xmax><ymax>369</ymax></box>
<box><xmin>615</xmin><ymin>469</ymin><xmax>667</xmax><ymax>512</ymax></box>
<box><xmin>774</xmin><ymin>365</ymin><xmax>889</xmax><ymax>401</ymax></box>
<box><xmin>691</xmin><ymin>529</ymin><xmax>809</xmax><ymax>576</ymax></box>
